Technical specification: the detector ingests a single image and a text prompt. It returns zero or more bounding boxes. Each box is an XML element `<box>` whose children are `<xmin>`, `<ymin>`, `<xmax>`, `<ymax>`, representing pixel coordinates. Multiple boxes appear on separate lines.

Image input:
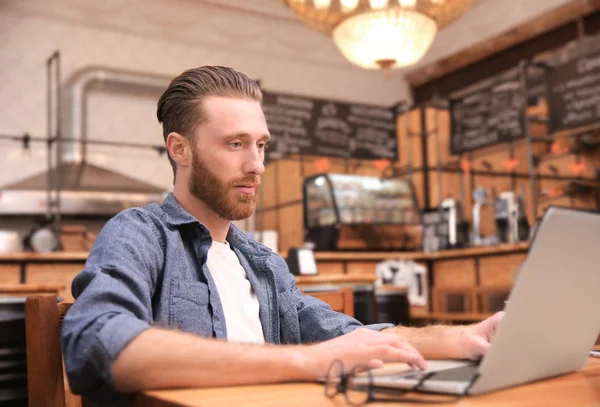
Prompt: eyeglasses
<box><xmin>324</xmin><ymin>360</ymin><xmax>476</xmax><ymax>406</ymax></box>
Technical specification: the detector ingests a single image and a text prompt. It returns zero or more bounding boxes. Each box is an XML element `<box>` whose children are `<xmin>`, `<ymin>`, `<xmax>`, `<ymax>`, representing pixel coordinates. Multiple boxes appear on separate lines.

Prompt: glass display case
<box><xmin>303</xmin><ymin>173</ymin><xmax>422</xmax><ymax>251</ymax></box>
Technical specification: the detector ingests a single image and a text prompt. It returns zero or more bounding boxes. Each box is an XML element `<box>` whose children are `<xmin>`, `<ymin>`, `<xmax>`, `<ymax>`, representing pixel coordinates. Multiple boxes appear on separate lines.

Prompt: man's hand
<box><xmin>459</xmin><ymin>311</ymin><xmax>505</xmax><ymax>360</ymax></box>
<box><xmin>300</xmin><ymin>328</ymin><xmax>428</xmax><ymax>379</ymax></box>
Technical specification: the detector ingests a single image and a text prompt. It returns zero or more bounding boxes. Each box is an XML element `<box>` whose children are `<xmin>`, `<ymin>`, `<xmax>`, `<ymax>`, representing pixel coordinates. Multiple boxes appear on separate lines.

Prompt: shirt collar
<box><xmin>161</xmin><ymin>192</ymin><xmax>271</xmax><ymax>256</ymax></box>
<box><xmin>161</xmin><ymin>192</ymin><xmax>199</xmax><ymax>227</ymax></box>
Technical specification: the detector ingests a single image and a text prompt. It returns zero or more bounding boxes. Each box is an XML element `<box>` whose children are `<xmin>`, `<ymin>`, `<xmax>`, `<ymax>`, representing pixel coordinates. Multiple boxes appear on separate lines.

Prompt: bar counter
<box><xmin>0</xmin><ymin>243</ymin><xmax>530</xmax><ymax>320</ymax></box>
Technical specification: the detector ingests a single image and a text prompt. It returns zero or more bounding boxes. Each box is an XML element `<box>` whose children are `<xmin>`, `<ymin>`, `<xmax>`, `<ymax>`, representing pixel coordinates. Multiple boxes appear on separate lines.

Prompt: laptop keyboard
<box><xmin>428</xmin><ymin>364</ymin><xmax>479</xmax><ymax>382</ymax></box>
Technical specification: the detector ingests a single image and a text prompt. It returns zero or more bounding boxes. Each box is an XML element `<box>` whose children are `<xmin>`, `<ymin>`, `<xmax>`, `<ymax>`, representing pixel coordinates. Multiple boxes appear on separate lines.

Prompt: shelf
<box><xmin>1</xmin><ymin>245</ymin><xmax>531</xmax><ymax>265</ymax></box>
<box><xmin>309</xmin><ymin>243</ymin><xmax>529</xmax><ymax>262</ymax></box>
<box><xmin>0</xmin><ymin>252</ymin><xmax>89</xmax><ymax>262</ymax></box>
<box><xmin>295</xmin><ymin>274</ymin><xmax>375</xmax><ymax>286</ymax></box>
<box><xmin>410</xmin><ymin>311</ymin><xmax>494</xmax><ymax>322</ymax></box>
<box><xmin>420</xmin><ymin>312</ymin><xmax>494</xmax><ymax>322</ymax></box>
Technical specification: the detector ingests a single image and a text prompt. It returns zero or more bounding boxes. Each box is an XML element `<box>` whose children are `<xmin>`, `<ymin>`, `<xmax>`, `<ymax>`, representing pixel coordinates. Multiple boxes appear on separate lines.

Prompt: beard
<box><xmin>188</xmin><ymin>152</ymin><xmax>260</xmax><ymax>221</ymax></box>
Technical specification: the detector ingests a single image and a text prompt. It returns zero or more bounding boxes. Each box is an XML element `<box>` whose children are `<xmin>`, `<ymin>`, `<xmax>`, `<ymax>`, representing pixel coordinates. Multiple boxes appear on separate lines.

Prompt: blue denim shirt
<box><xmin>61</xmin><ymin>193</ymin><xmax>393</xmax><ymax>406</ymax></box>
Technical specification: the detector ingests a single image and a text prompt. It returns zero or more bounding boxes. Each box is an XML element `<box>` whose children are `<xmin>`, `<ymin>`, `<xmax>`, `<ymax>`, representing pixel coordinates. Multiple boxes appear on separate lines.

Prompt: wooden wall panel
<box><xmin>538</xmin><ymin>153</ymin><xmax>598</xmax><ymax>179</ymax></box>
<box><xmin>316</xmin><ymin>262</ymin><xmax>344</xmax><ymax>275</ymax></box>
<box><xmin>257</xmin><ymin>210</ymin><xmax>278</xmax><ymax>232</ymax></box>
<box><xmin>277</xmin><ymin>204</ymin><xmax>304</xmax><ymax>253</ymax></box>
<box><xmin>277</xmin><ymin>159</ymin><xmax>303</xmax><ymax>203</ymax></box>
<box><xmin>398</xmin><ymin>109</ymin><xmax>423</xmax><ymax>169</ymax></box>
<box><xmin>471</xmin><ymin>148</ymin><xmax>511</xmax><ymax>177</ymax></box>
<box><xmin>395</xmin><ymin>114</ymin><xmax>404</xmax><ymax>162</ymax></box>
<box><xmin>514</xmin><ymin>143</ymin><xmax>549</xmax><ymax>174</ymax></box>
<box><xmin>329</xmin><ymin>158</ymin><xmax>347</xmax><ymax>174</ymax></box>
<box><xmin>0</xmin><ymin>265</ymin><xmax>20</xmax><ymax>284</ymax></box>
<box><xmin>352</xmin><ymin>160</ymin><xmax>380</xmax><ymax>176</ymax></box>
<box><xmin>301</xmin><ymin>155</ymin><xmax>337</xmax><ymax>178</ymax></box>
<box><xmin>301</xmin><ymin>156</ymin><xmax>347</xmax><ymax>176</ymax></box>
<box><xmin>428</xmin><ymin>171</ymin><xmax>462</xmax><ymax>208</ymax></box>
<box><xmin>433</xmin><ymin>258</ymin><xmax>477</xmax><ymax>288</ymax></box>
<box><xmin>479</xmin><ymin>253</ymin><xmax>526</xmax><ymax>287</ymax></box>
<box><xmin>346</xmin><ymin>262</ymin><xmax>377</xmax><ymax>278</ymax></box>
<box><xmin>25</xmin><ymin>263</ymin><xmax>84</xmax><ymax>302</ymax></box>
<box><xmin>261</xmin><ymin>162</ymin><xmax>278</xmax><ymax>209</ymax></box>
<box><xmin>425</xmin><ymin>108</ymin><xmax>452</xmax><ymax>167</ymax></box>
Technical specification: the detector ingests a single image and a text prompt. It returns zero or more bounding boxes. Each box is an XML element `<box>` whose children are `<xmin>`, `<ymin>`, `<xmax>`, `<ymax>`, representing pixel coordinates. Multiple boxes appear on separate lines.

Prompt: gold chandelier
<box><xmin>282</xmin><ymin>0</ymin><xmax>478</xmax><ymax>72</ymax></box>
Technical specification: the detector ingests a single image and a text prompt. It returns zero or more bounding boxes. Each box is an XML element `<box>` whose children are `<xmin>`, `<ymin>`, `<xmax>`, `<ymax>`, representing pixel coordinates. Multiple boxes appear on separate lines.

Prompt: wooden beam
<box><xmin>406</xmin><ymin>0</ymin><xmax>600</xmax><ymax>88</ymax></box>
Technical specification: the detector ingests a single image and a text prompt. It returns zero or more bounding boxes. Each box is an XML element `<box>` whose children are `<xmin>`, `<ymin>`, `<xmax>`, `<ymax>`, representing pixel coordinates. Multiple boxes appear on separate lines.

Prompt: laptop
<box><xmin>370</xmin><ymin>206</ymin><xmax>600</xmax><ymax>396</ymax></box>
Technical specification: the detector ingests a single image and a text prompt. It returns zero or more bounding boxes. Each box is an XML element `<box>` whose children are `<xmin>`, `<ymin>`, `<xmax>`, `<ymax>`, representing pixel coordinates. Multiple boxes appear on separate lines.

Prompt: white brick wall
<box><xmin>0</xmin><ymin>0</ymin><xmax>574</xmax><ymax>191</ymax></box>
<box><xmin>0</xmin><ymin>1</ymin><xmax>410</xmax><ymax>191</ymax></box>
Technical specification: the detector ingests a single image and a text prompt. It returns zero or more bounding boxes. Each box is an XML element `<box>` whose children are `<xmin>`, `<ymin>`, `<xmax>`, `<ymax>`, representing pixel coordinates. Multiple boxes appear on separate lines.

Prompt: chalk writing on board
<box><xmin>548</xmin><ymin>50</ymin><xmax>600</xmax><ymax>131</ymax></box>
<box><xmin>262</xmin><ymin>89</ymin><xmax>398</xmax><ymax>161</ymax></box>
<box><xmin>450</xmin><ymin>72</ymin><xmax>525</xmax><ymax>154</ymax></box>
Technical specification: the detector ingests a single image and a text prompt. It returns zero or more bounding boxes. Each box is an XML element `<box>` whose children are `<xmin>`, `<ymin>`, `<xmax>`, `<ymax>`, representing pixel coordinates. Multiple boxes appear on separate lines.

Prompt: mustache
<box><xmin>230</xmin><ymin>176</ymin><xmax>261</xmax><ymax>187</ymax></box>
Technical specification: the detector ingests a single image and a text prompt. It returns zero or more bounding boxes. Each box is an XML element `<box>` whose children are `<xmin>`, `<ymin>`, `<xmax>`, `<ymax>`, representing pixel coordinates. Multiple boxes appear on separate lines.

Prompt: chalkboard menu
<box><xmin>450</xmin><ymin>72</ymin><xmax>526</xmax><ymax>154</ymax></box>
<box><xmin>548</xmin><ymin>49</ymin><xmax>600</xmax><ymax>132</ymax></box>
<box><xmin>262</xmin><ymin>90</ymin><xmax>398</xmax><ymax>162</ymax></box>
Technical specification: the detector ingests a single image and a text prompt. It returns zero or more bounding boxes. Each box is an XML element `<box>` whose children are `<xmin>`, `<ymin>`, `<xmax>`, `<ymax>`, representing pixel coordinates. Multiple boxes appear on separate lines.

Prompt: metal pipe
<box><xmin>519</xmin><ymin>60</ymin><xmax>538</xmax><ymax>224</ymax></box>
<box><xmin>434</xmin><ymin>105</ymin><xmax>443</xmax><ymax>205</ymax></box>
<box><xmin>62</xmin><ymin>67</ymin><xmax>172</xmax><ymax>164</ymax></box>
<box><xmin>55</xmin><ymin>51</ymin><xmax>62</xmax><ymax>233</ymax></box>
<box><xmin>46</xmin><ymin>53</ymin><xmax>53</xmax><ymax>222</ymax></box>
<box><xmin>404</xmin><ymin>104</ymin><xmax>413</xmax><ymax>177</ymax></box>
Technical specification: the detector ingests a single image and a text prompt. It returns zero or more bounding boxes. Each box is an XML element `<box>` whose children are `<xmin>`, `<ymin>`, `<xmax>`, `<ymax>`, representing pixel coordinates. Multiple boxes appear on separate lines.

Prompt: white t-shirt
<box><xmin>206</xmin><ymin>240</ymin><xmax>265</xmax><ymax>344</ymax></box>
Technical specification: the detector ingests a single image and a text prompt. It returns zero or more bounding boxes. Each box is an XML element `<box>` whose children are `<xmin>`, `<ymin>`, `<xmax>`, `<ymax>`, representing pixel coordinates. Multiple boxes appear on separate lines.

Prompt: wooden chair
<box><xmin>303</xmin><ymin>287</ymin><xmax>354</xmax><ymax>317</ymax></box>
<box><xmin>25</xmin><ymin>295</ymin><xmax>85</xmax><ymax>407</ymax></box>
<box><xmin>0</xmin><ymin>284</ymin><xmax>65</xmax><ymax>298</ymax></box>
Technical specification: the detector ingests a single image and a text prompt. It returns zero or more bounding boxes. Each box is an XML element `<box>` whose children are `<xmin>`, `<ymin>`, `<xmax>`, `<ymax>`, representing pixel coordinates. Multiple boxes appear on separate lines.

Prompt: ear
<box><xmin>166</xmin><ymin>132</ymin><xmax>193</xmax><ymax>168</ymax></box>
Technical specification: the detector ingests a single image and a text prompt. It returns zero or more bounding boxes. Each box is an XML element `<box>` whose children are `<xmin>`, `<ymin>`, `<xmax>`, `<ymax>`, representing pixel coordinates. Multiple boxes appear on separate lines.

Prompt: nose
<box><xmin>242</xmin><ymin>146</ymin><xmax>265</xmax><ymax>176</ymax></box>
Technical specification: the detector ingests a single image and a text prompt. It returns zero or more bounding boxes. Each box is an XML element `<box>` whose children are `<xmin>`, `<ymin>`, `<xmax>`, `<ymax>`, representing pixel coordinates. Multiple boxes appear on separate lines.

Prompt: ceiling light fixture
<box><xmin>283</xmin><ymin>0</ymin><xmax>477</xmax><ymax>74</ymax></box>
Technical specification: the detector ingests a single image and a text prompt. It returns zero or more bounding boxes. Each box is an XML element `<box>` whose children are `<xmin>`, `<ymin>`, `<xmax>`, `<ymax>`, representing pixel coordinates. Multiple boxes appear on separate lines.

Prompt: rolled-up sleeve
<box><xmin>60</xmin><ymin>208</ymin><xmax>164</xmax><ymax>402</ymax></box>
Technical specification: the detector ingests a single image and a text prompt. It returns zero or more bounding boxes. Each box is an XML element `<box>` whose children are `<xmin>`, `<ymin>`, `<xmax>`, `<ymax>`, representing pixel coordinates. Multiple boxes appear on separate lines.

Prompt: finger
<box><xmin>478</xmin><ymin>311</ymin><xmax>505</xmax><ymax>338</ymax></box>
<box><xmin>408</xmin><ymin>362</ymin><xmax>421</xmax><ymax>371</ymax></box>
<box><xmin>385</xmin><ymin>338</ymin><xmax>427</xmax><ymax>369</ymax></box>
<box><xmin>390</xmin><ymin>338</ymin><xmax>423</xmax><ymax>361</ymax></box>
<box><xmin>368</xmin><ymin>359</ymin><xmax>385</xmax><ymax>370</ymax></box>
<box><xmin>379</xmin><ymin>346</ymin><xmax>428</xmax><ymax>371</ymax></box>
<box><xmin>376</xmin><ymin>334</ymin><xmax>424</xmax><ymax>359</ymax></box>
<box><xmin>467</xmin><ymin>336</ymin><xmax>490</xmax><ymax>360</ymax></box>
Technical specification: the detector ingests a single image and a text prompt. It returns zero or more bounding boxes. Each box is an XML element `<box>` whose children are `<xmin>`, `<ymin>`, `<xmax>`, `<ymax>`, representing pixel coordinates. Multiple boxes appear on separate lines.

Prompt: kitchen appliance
<box><xmin>22</xmin><ymin>218</ymin><xmax>59</xmax><ymax>253</ymax></box>
<box><xmin>303</xmin><ymin>173</ymin><xmax>421</xmax><ymax>251</ymax></box>
<box><xmin>421</xmin><ymin>199</ymin><xmax>469</xmax><ymax>252</ymax></box>
<box><xmin>494</xmin><ymin>191</ymin><xmax>530</xmax><ymax>243</ymax></box>
<box><xmin>441</xmin><ymin>198</ymin><xmax>470</xmax><ymax>248</ymax></box>
<box><xmin>472</xmin><ymin>187</ymin><xmax>495</xmax><ymax>246</ymax></box>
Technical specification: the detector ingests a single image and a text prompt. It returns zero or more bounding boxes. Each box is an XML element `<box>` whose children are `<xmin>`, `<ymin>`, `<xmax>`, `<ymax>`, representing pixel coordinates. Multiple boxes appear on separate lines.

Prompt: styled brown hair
<box><xmin>157</xmin><ymin>66</ymin><xmax>262</xmax><ymax>181</ymax></box>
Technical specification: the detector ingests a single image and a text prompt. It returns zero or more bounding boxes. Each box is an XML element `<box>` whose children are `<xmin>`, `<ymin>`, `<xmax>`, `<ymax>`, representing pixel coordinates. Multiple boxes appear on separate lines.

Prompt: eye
<box><xmin>258</xmin><ymin>141</ymin><xmax>269</xmax><ymax>151</ymax></box>
<box><xmin>228</xmin><ymin>141</ymin><xmax>243</xmax><ymax>149</ymax></box>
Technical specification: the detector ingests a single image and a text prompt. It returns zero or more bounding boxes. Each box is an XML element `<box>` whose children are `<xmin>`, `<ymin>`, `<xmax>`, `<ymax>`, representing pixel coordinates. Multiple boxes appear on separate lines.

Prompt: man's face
<box><xmin>188</xmin><ymin>96</ymin><xmax>269</xmax><ymax>221</ymax></box>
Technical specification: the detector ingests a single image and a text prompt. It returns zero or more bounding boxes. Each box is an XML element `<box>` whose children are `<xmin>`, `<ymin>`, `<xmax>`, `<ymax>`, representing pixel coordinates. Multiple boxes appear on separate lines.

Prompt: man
<box><xmin>61</xmin><ymin>66</ymin><xmax>503</xmax><ymax>406</ymax></box>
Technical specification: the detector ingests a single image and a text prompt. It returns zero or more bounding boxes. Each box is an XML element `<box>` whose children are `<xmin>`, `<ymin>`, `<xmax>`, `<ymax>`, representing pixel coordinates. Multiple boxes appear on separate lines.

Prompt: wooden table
<box><xmin>135</xmin><ymin>356</ymin><xmax>600</xmax><ymax>406</ymax></box>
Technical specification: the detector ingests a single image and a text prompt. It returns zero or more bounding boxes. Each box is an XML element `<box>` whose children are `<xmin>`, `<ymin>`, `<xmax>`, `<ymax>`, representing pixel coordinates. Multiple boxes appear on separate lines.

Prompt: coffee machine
<box><xmin>472</xmin><ymin>187</ymin><xmax>495</xmax><ymax>246</ymax></box>
<box><xmin>441</xmin><ymin>198</ymin><xmax>469</xmax><ymax>248</ymax></box>
<box><xmin>494</xmin><ymin>191</ymin><xmax>529</xmax><ymax>244</ymax></box>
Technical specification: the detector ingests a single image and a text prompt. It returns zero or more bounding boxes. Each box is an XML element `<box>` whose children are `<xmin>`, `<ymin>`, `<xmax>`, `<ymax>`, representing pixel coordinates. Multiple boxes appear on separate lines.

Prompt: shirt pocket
<box><xmin>277</xmin><ymin>287</ymin><xmax>301</xmax><ymax>344</ymax></box>
<box><xmin>169</xmin><ymin>280</ymin><xmax>213</xmax><ymax>337</ymax></box>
